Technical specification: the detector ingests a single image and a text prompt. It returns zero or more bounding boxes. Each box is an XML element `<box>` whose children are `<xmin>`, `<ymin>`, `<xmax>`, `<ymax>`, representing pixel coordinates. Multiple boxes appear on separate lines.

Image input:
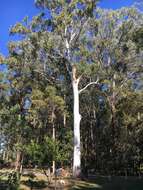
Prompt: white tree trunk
<box><xmin>72</xmin><ymin>65</ymin><xmax>98</xmax><ymax>177</ymax></box>
<box><xmin>52</xmin><ymin>110</ymin><xmax>56</xmax><ymax>175</ymax></box>
<box><xmin>73</xmin><ymin>78</ymin><xmax>81</xmax><ymax>177</ymax></box>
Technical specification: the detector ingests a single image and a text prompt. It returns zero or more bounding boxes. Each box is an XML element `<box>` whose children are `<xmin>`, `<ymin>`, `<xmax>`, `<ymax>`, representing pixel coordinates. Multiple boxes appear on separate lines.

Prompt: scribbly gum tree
<box><xmin>72</xmin><ymin>64</ymin><xmax>98</xmax><ymax>176</ymax></box>
<box><xmin>34</xmin><ymin>0</ymin><xmax>99</xmax><ymax>177</ymax></box>
<box><xmin>72</xmin><ymin>65</ymin><xmax>81</xmax><ymax>176</ymax></box>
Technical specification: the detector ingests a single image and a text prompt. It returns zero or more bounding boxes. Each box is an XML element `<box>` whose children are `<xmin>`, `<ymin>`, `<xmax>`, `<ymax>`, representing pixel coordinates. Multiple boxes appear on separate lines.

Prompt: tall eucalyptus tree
<box><xmin>33</xmin><ymin>0</ymin><xmax>99</xmax><ymax>177</ymax></box>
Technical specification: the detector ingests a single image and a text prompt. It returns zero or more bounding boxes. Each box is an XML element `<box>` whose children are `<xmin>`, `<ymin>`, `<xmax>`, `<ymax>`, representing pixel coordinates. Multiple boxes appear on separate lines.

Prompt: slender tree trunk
<box><xmin>109</xmin><ymin>73</ymin><xmax>116</xmax><ymax>138</ymax></box>
<box><xmin>2</xmin><ymin>150</ymin><xmax>6</xmax><ymax>161</ymax></box>
<box><xmin>63</xmin><ymin>95</ymin><xmax>66</xmax><ymax>128</ymax></box>
<box><xmin>110</xmin><ymin>74</ymin><xmax>117</xmax><ymax>170</ymax></box>
<box><xmin>52</xmin><ymin>128</ymin><xmax>56</xmax><ymax>175</ymax></box>
<box><xmin>15</xmin><ymin>151</ymin><xmax>21</xmax><ymax>172</ymax></box>
<box><xmin>52</xmin><ymin>109</ymin><xmax>56</xmax><ymax>175</ymax></box>
<box><xmin>20</xmin><ymin>154</ymin><xmax>24</xmax><ymax>174</ymax></box>
<box><xmin>6</xmin><ymin>149</ymin><xmax>9</xmax><ymax>162</ymax></box>
<box><xmin>72</xmin><ymin>66</ymin><xmax>81</xmax><ymax>177</ymax></box>
<box><xmin>63</xmin><ymin>113</ymin><xmax>66</xmax><ymax>128</ymax></box>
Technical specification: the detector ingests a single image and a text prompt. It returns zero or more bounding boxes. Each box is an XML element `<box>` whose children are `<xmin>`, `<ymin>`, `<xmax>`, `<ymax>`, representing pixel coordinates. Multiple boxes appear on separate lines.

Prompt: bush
<box><xmin>7</xmin><ymin>171</ymin><xmax>20</xmax><ymax>190</ymax></box>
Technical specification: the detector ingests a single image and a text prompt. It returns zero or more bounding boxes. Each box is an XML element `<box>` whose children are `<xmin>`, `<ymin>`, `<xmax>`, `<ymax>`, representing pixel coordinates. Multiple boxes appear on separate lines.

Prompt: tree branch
<box><xmin>79</xmin><ymin>78</ymin><xmax>99</xmax><ymax>94</ymax></box>
<box><xmin>33</xmin><ymin>69</ymin><xmax>56</xmax><ymax>83</ymax></box>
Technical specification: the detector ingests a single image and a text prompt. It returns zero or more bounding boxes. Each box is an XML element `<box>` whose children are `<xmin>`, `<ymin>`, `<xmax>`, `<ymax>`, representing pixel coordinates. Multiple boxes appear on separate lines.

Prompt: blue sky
<box><xmin>99</xmin><ymin>0</ymin><xmax>136</xmax><ymax>9</ymax></box>
<box><xmin>0</xmin><ymin>0</ymin><xmax>136</xmax><ymax>56</ymax></box>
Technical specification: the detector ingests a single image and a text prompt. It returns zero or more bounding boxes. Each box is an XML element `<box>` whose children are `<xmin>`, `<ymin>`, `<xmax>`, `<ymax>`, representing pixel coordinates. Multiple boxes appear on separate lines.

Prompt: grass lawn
<box><xmin>1</xmin><ymin>169</ymin><xmax>143</xmax><ymax>189</ymax></box>
<box><xmin>19</xmin><ymin>177</ymin><xmax>143</xmax><ymax>190</ymax></box>
<box><xmin>72</xmin><ymin>176</ymin><xmax>143</xmax><ymax>190</ymax></box>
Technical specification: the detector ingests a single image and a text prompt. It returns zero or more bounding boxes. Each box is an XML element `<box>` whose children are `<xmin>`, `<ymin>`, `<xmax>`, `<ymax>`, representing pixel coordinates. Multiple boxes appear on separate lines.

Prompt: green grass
<box><xmin>0</xmin><ymin>169</ymin><xmax>143</xmax><ymax>190</ymax></box>
<box><xmin>71</xmin><ymin>180</ymin><xmax>102</xmax><ymax>189</ymax></box>
<box><xmin>71</xmin><ymin>176</ymin><xmax>143</xmax><ymax>190</ymax></box>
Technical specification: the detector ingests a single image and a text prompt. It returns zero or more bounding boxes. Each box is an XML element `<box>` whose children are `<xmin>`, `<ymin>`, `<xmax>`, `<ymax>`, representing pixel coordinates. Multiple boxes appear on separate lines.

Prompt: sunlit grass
<box><xmin>71</xmin><ymin>180</ymin><xmax>102</xmax><ymax>189</ymax></box>
<box><xmin>0</xmin><ymin>169</ymin><xmax>143</xmax><ymax>190</ymax></box>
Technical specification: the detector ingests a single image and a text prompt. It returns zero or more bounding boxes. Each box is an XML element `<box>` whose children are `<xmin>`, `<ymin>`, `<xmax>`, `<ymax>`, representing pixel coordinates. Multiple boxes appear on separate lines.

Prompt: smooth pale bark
<box><xmin>64</xmin><ymin>28</ymin><xmax>82</xmax><ymax>177</ymax></box>
<box><xmin>52</xmin><ymin>110</ymin><xmax>56</xmax><ymax>175</ymax></box>
<box><xmin>64</xmin><ymin>113</ymin><xmax>66</xmax><ymax>127</ymax></box>
<box><xmin>72</xmin><ymin>66</ymin><xmax>99</xmax><ymax>177</ymax></box>
<box><xmin>64</xmin><ymin>25</ymin><xmax>99</xmax><ymax>176</ymax></box>
<box><xmin>2</xmin><ymin>150</ymin><xmax>6</xmax><ymax>161</ymax></box>
<box><xmin>63</xmin><ymin>95</ymin><xmax>66</xmax><ymax>127</ymax></box>
<box><xmin>72</xmin><ymin>77</ymin><xmax>81</xmax><ymax>177</ymax></box>
<box><xmin>20</xmin><ymin>155</ymin><xmax>23</xmax><ymax>174</ymax></box>
<box><xmin>52</xmin><ymin>128</ymin><xmax>55</xmax><ymax>175</ymax></box>
<box><xmin>15</xmin><ymin>151</ymin><xmax>21</xmax><ymax>172</ymax></box>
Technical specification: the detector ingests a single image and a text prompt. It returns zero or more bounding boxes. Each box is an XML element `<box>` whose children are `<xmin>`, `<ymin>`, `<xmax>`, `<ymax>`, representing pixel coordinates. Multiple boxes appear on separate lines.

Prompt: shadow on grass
<box><xmin>0</xmin><ymin>179</ymin><xmax>8</xmax><ymax>190</ymax></box>
<box><xmin>70</xmin><ymin>176</ymin><xmax>143</xmax><ymax>190</ymax></box>
<box><xmin>22</xmin><ymin>172</ymin><xmax>36</xmax><ymax>178</ymax></box>
<box><xmin>21</xmin><ymin>179</ymin><xmax>47</xmax><ymax>189</ymax></box>
<box><xmin>80</xmin><ymin>176</ymin><xmax>143</xmax><ymax>190</ymax></box>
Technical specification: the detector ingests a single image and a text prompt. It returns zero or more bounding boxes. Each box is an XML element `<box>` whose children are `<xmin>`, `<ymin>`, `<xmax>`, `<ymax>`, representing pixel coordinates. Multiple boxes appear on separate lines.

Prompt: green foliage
<box><xmin>132</xmin><ymin>26</ymin><xmax>143</xmax><ymax>51</ymax></box>
<box><xmin>26</xmin><ymin>134</ymin><xmax>72</xmax><ymax>167</ymax></box>
<box><xmin>10</xmin><ymin>23</ymin><xmax>30</xmax><ymax>35</ymax></box>
<box><xmin>7</xmin><ymin>171</ymin><xmax>20</xmax><ymax>190</ymax></box>
<box><xmin>0</xmin><ymin>0</ymin><xmax>143</xmax><ymax>177</ymax></box>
